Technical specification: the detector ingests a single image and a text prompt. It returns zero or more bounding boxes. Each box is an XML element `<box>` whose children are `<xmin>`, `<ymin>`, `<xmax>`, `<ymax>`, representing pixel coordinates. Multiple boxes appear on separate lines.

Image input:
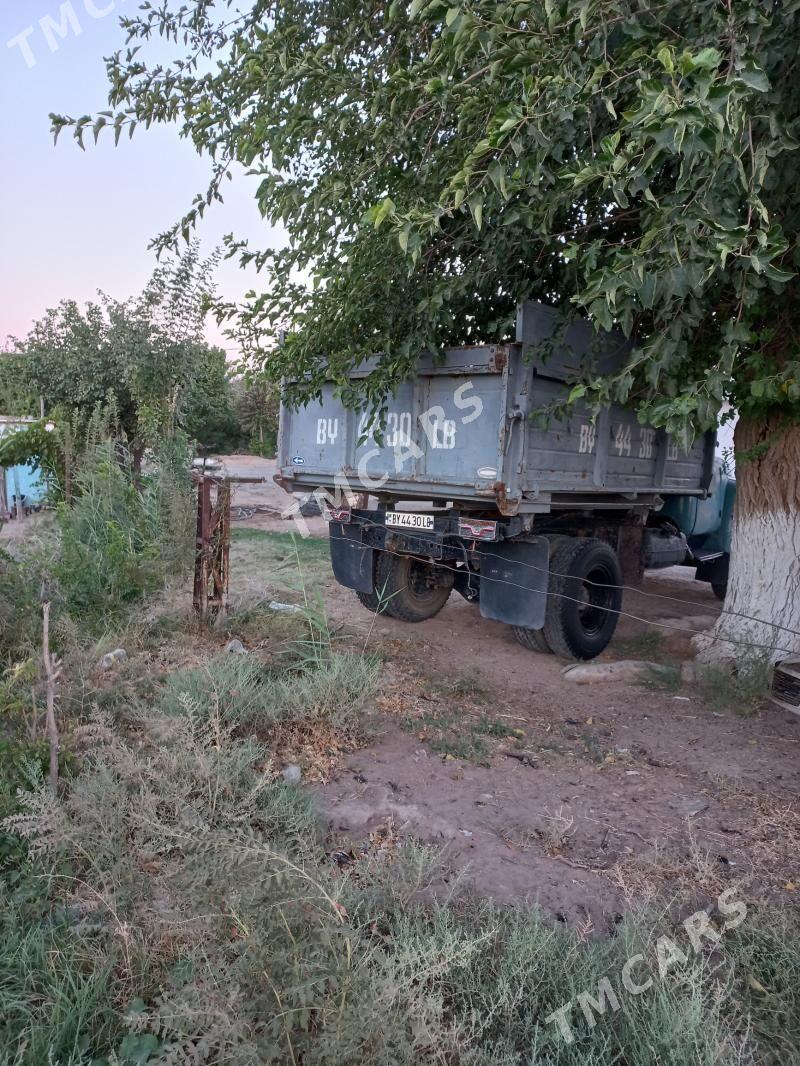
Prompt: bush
<box><xmin>161</xmin><ymin>649</ymin><xmax>379</xmax><ymax>733</ymax></box>
<box><xmin>0</xmin><ymin>550</ymin><xmax>42</xmax><ymax>669</ymax></box>
<box><xmin>52</xmin><ymin>439</ymin><xmax>193</xmax><ymax>624</ymax></box>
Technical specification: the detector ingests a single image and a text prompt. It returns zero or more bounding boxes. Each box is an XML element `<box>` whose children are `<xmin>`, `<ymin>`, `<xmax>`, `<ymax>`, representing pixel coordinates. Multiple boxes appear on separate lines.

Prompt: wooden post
<box><xmin>42</xmin><ymin>603</ymin><xmax>62</xmax><ymax>792</ymax></box>
<box><xmin>12</xmin><ymin>467</ymin><xmax>23</xmax><ymax>521</ymax></box>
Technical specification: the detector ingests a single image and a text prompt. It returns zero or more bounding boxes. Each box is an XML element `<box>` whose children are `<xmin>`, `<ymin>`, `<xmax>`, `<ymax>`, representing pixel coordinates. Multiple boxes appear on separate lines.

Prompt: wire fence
<box><xmin>323</xmin><ymin>512</ymin><xmax>797</xmax><ymax>657</ymax></box>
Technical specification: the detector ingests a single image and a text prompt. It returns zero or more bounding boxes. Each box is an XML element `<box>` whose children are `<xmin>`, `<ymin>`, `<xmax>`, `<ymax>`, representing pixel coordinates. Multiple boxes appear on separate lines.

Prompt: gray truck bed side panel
<box><xmin>278</xmin><ymin>304</ymin><xmax>714</xmax><ymax>508</ymax></box>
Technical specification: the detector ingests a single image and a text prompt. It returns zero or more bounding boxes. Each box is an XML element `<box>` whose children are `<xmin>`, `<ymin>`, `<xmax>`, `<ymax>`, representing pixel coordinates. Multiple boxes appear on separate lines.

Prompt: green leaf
<box><xmin>737</xmin><ymin>63</ymin><xmax>770</xmax><ymax>92</ymax></box>
<box><xmin>119</xmin><ymin>1033</ymin><xmax>161</xmax><ymax>1065</ymax></box>
<box><xmin>468</xmin><ymin>194</ymin><xmax>483</xmax><ymax>230</ymax></box>
<box><xmin>373</xmin><ymin>196</ymin><xmax>396</xmax><ymax>229</ymax></box>
<box><xmin>657</xmin><ymin>47</ymin><xmax>674</xmax><ymax>74</ymax></box>
<box><xmin>487</xmin><ymin>160</ymin><xmax>507</xmax><ymax>197</ymax></box>
<box><xmin>445</xmin><ymin>6</ymin><xmax>460</xmax><ymax>25</ymax></box>
<box><xmin>692</xmin><ymin>47</ymin><xmax>722</xmax><ymax>70</ymax></box>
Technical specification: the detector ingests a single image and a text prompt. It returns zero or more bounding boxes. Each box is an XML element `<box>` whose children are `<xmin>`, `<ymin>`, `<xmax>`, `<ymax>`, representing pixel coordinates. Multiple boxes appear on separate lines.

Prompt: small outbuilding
<box><xmin>0</xmin><ymin>416</ymin><xmax>46</xmax><ymax>521</ymax></box>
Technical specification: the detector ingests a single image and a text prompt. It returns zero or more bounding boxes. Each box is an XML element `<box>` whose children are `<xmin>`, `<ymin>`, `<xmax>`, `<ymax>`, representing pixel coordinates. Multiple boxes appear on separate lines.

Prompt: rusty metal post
<box><xmin>193</xmin><ymin>476</ymin><xmax>212</xmax><ymax>621</ymax></box>
<box><xmin>193</xmin><ymin>475</ymin><xmax>232</xmax><ymax>622</ymax></box>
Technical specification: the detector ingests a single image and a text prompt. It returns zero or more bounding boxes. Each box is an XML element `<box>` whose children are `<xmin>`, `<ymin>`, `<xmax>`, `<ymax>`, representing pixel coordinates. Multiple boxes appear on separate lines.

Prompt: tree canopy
<box><xmin>12</xmin><ymin>246</ymin><xmax>237</xmax><ymax>452</ymax></box>
<box><xmin>52</xmin><ymin>0</ymin><xmax>800</xmax><ymax>439</ymax></box>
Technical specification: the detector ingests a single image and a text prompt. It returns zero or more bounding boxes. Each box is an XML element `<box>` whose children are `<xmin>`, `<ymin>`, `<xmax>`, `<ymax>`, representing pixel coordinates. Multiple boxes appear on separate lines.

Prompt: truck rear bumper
<box><xmin>328</xmin><ymin>510</ymin><xmax>549</xmax><ymax>629</ymax></box>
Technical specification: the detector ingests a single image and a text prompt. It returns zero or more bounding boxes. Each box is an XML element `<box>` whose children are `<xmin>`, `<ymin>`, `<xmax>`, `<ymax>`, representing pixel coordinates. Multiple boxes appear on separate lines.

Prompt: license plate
<box><xmin>385</xmin><ymin>511</ymin><xmax>435</xmax><ymax>531</ymax></box>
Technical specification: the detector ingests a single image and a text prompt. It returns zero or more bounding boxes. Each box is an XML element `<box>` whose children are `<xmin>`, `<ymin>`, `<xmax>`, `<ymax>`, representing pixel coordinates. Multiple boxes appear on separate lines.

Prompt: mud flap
<box><xmin>477</xmin><ymin>537</ymin><xmax>549</xmax><ymax>628</ymax></box>
<box><xmin>329</xmin><ymin>521</ymin><xmax>375</xmax><ymax>594</ymax></box>
<box><xmin>695</xmin><ymin>552</ymin><xmax>729</xmax><ymax>587</ymax></box>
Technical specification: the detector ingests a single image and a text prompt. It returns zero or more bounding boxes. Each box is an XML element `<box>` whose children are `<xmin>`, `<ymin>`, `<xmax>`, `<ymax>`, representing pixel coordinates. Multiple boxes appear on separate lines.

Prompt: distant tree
<box><xmin>236</xmin><ymin>379</ymin><xmax>280</xmax><ymax>457</ymax></box>
<box><xmin>182</xmin><ymin>345</ymin><xmax>244</xmax><ymax>453</ymax></box>
<box><xmin>0</xmin><ymin>348</ymin><xmax>38</xmax><ymax>417</ymax></box>
<box><xmin>14</xmin><ymin>245</ymin><xmax>224</xmax><ymax>464</ymax></box>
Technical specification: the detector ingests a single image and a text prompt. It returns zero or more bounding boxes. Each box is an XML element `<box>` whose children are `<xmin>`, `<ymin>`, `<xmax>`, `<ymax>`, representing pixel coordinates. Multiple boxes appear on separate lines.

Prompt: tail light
<box><xmin>325</xmin><ymin>506</ymin><xmax>352</xmax><ymax>523</ymax></box>
<box><xmin>458</xmin><ymin>518</ymin><xmax>498</xmax><ymax>541</ymax></box>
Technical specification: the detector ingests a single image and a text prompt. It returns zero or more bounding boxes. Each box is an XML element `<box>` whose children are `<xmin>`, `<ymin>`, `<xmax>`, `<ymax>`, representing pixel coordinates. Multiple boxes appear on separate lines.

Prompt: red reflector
<box><xmin>325</xmin><ymin>506</ymin><xmax>352</xmax><ymax>523</ymax></box>
<box><xmin>458</xmin><ymin>518</ymin><xmax>498</xmax><ymax>541</ymax></box>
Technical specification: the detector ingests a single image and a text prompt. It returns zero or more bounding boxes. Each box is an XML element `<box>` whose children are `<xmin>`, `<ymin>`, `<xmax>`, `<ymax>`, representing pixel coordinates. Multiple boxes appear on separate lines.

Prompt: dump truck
<box><xmin>276</xmin><ymin>301</ymin><xmax>735</xmax><ymax>660</ymax></box>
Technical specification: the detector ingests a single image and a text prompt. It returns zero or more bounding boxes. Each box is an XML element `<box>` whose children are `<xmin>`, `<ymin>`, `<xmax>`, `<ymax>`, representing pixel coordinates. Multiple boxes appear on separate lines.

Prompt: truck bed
<box><xmin>277</xmin><ymin>303</ymin><xmax>714</xmax><ymax>516</ymax></box>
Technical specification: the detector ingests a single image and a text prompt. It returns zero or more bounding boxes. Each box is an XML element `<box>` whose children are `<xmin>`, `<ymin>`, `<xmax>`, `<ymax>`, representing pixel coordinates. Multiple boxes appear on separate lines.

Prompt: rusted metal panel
<box><xmin>193</xmin><ymin>476</ymin><xmax>231</xmax><ymax>622</ymax></box>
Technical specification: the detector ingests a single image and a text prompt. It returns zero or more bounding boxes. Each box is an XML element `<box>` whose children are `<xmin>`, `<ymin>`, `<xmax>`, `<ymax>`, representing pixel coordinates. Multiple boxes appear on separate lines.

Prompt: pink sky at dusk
<box><xmin>0</xmin><ymin>0</ymin><xmax>284</xmax><ymax>356</ymax></box>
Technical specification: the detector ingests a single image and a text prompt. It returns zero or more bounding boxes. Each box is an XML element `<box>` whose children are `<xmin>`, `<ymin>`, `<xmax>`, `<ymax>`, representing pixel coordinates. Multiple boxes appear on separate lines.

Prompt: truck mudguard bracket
<box><xmin>477</xmin><ymin>537</ymin><xmax>549</xmax><ymax>629</ymax></box>
<box><xmin>329</xmin><ymin>521</ymin><xmax>375</xmax><ymax>594</ymax></box>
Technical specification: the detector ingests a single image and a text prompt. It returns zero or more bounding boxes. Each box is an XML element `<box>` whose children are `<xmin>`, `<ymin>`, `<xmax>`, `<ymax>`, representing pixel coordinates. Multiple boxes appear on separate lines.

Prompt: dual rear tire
<box><xmin>513</xmin><ymin>537</ymin><xmax>623</xmax><ymax>660</ymax></box>
<box><xmin>357</xmin><ymin>538</ymin><xmax>623</xmax><ymax>661</ymax></box>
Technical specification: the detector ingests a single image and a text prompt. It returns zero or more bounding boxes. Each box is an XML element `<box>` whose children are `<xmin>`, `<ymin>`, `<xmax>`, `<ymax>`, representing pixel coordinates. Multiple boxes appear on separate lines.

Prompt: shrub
<box><xmin>160</xmin><ymin>649</ymin><xmax>379</xmax><ymax>734</ymax></box>
<box><xmin>0</xmin><ymin>550</ymin><xmax>42</xmax><ymax>669</ymax></box>
<box><xmin>52</xmin><ymin>439</ymin><xmax>193</xmax><ymax>624</ymax></box>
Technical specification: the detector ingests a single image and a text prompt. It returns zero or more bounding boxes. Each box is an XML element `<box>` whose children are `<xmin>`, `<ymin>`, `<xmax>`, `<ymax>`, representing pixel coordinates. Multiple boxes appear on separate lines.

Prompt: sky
<box><xmin>0</xmin><ymin>0</ymin><xmax>281</xmax><ymax>356</ymax></box>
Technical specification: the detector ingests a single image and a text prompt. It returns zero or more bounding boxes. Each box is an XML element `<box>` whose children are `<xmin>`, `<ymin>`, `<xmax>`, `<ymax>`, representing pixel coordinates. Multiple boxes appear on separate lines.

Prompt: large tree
<box><xmin>14</xmin><ymin>246</ymin><xmax>226</xmax><ymax>459</ymax></box>
<box><xmin>52</xmin><ymin>0</ymin><xmax>800</xmax><ymax>657</ymax></box>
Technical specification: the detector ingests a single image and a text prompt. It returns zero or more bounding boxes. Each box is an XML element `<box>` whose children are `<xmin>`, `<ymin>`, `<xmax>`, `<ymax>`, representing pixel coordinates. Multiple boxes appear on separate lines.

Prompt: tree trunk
<box><xmin>700</xmin><ymin>415</ymin><xmax>800</xmax><ymax>664</ymax></box>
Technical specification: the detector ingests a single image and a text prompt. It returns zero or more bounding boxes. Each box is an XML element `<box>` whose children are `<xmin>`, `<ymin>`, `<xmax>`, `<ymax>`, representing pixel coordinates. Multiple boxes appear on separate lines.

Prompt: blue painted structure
<box><xmin>8</xmin><ymin>462</ymin><xmax>45</xmax><ymax>505</ymax></box>
<box><xmin>0</xmin><ymin>416</ymin><xmax>48</xmax><ymax>514</ymax></box>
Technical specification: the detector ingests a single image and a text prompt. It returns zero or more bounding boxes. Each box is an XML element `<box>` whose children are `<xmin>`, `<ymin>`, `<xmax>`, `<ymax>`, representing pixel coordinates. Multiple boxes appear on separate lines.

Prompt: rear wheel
<box><xmin>379</xmin><ymin>553</ymin><xmax>454</xmax><ymax>622</ymax></box>
<box><xmin>512</xmin><ymin>625</ymin><xmax>552</xmax><ymax>653</ymax></box>
<box><xmin>355</xmin><ymin>551</ymin><xmax>394</xmax><ymax>614</ymax></box>
<box><xmin>543</xmin><ymin>538</ymin><xmax>623</xmax><ymax>660</ymax></box>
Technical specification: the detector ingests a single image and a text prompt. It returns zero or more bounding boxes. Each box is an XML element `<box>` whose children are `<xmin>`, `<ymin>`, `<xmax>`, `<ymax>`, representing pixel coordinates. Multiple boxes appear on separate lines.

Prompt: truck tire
<box><xmin>379</xmin><ymin>553</ymin><xmax>453</xmax><ymax>622</ymax></box>
<box><xmin>512</xmin><ymin>625</ymin><xmax>552</xmax><ymax>653</ymax></box>
<box><xmin>711</xmin><ymin>581</ymin><xmax>727</xmax><ymax>601</ymax></box>
<box><xmin>543</xmin><ymin>538</ymin><xmax>623</xmax><ymax>660</ymax></box>
<box><xmin>355</xmin><ymin>551</ymin><xmax>394</xmax><ymax>614</ymax></box>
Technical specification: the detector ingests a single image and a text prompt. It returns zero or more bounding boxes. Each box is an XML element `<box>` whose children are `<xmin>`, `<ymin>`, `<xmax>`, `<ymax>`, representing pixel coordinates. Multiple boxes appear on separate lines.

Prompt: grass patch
<box><xmin>695</xmin><ymin>655</ymin><xmax>774</xmax><ymax>715</ymax></box>
<box><xmin>612</xmin><ymin>630</ymin><xmax>667</xmax><ymax>660</ymax></box>
<box><xmin>402</xmin><ymin>709</ymin><xmax>516</xmax><ymax>764</ymax></box>
<box><xmin>161</xmin><ymin>648</ymin><xmax>380</xmax><ymax>735</ymax></box>
<box><xmin>429</xmin><ymin>674</ymin><xmax>489</xmax><ymax>700</ymax></box>
<box><xmin>0</xmin><ymin>892</ymin><xmax>125</xmax><ymax>1065</ymax></box>
<box><xmin>230</xmin><ymin>529</ymin><xmax>333</xmax><ymax>600</ymax></box>
<box><xmin>2</xmin><ymin>668</ymin><xmax>799</xmax><ymax>1064</ymax></box>
<box><xmin>219</xmin><ymin>594</ymin><xmax>311</xmax><ymax>648</ymax></box>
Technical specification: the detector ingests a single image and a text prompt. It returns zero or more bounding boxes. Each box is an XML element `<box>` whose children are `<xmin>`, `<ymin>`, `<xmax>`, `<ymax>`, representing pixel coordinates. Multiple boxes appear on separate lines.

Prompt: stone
<box><xmin>98</xmin><ymin>648</ymin><xmax>127</xmax><ymax>671</ymax></box>
<box><xmin>561</xmin><ymin>660</ymin><xmax>667</xmax><ymax>684</ymax></box>
<box><xmin>669</xmin><ymin>797</ymin><xmax>710</xmax><ymax>817</ymax></box>
<box><xmin>282</xmin><ymin>764</ymin><xmax>302</xmax><ymax>785</ymax></box>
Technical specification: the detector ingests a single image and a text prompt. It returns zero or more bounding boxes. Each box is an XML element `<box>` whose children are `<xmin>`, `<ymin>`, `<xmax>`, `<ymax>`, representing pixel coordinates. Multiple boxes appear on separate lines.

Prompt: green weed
<box><xmin>695</xmin><ymin>655</ymin><xmax>774</xmax><ymax>715</ymax></box>
<box><xmin>612</xmin><ymin>630</ymin><xmax>667</xmax><ymax>660</ymax></box>
<box><xmin>402</xmin><ymin>710</ymin><xmax>516</xmax><ymax>764</ymax></box>
<box><xmin>161</xmin><ymin>649</ymin><xmax>379</xmax><ymax>734</ymax></box>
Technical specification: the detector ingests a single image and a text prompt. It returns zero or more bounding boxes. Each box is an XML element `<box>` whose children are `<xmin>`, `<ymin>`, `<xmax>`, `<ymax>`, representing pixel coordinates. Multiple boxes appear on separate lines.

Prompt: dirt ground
<box><xmin>7</xmin><ymin>457</ymin><xmax>795</xmax><ymax>931</ymax></box>
<box><xmin>220</xmin><ymin>455</ymin><xmax>800</xmax><ymax>930</ymax></box>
